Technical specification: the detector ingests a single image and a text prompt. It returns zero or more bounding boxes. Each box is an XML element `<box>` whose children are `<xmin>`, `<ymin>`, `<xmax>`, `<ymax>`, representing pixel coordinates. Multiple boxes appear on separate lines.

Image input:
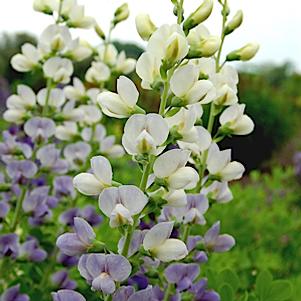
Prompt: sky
<box><xmin>0</xmin><ymin>0</ymin><xmax>300</xmax><ymax>71</ymax></box>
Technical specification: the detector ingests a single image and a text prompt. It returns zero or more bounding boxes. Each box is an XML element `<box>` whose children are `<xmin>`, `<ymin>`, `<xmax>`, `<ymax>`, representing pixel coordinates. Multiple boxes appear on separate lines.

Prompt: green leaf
<box><xmin>269</xmin><ymin>280</ymin><xmax>293</xmax><ymax>301</ymax></box>
<box><xmin>219</xmin><ymin>269</ymin><xmax>240</xmax><ymax>292</ymax></box>
<box><xmin>219</xmin><ymin>283</ymin><xmax>234</xmax><ymax>301</ymax></box>
<box><xmin>255</xmin><ymin>270</ymin><xmax>273</xmax><ymax>301</ymax></box>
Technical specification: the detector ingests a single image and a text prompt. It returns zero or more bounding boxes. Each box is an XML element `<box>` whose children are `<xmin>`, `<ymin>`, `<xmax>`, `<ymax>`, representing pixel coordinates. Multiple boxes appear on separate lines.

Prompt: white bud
<box><xmin>227</xmin><ymin>43</ymin><xmax>260</xmax><ymax>61</ymax></box>
<box><xmin>113</xmin><ymin>3</ymin><xmax>129</xmax><ymax>25</ymax></box>
<box><xmin>225</xmin><ymin>10</ymin><xmax>243</xmax><ymax>35</ymax></box>
<box><xmin>135</xmin><ymin>14</ymin><xmax>157</xmax><ymax>41</ymax></box>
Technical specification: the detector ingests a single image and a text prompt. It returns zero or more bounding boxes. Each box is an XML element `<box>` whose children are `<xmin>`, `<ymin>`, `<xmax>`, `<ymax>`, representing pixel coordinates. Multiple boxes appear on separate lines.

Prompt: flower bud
<box><xmin>33</xmin><ymin>0</ymin><xmax>56</xmax><ymax>14</ymax></box>
<box><xmin>113</xmin><ymin>3</ymin><xmax>129</xmax><ymax>26</ymax></box>
<box><xmin>183</xmin><ymin>0</ymin><xmax>213</xmax><ymax>32</ymax></box>
<box><xmin>225</xmin><ymin>10</ymin><xmax>243</xmax><ymax>35</ymax></box>
<box><xmin>94</xmin><ymin>24</ymin><xmax>106</xmax><ymax>40</ymax></box>
<box><xmin>165</xmin><ymin>33</ymin><xmax>188</xmax><ymax>64</ymax></box>
<box><xmin>135</xmin><ymin>14</ymin><xmax>157</xmax><ymax>41</ymax></box>
<box><xmin>226</xmin><ymin>43</ymin><xmax>259</xmax><ymax>61</ymax></box>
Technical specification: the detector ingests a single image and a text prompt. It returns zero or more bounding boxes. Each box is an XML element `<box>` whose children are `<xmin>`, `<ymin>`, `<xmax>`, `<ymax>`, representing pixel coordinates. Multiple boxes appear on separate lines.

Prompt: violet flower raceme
<box><xmin>78</xmin><ymin>253</ymin><xmax>131</xmax><ymax>294</ymax></box>
<box><xmin>51</xmin><ymin>290</ymin><xmax>86</xmax><ymax>301</ymax></box>
<box><xmin>0</xmin><ymin>284</ymin><xmax>29</xmax><ymax>301</ymax></box>
<box><xmin>56</xmin><ymin>217</ymin><xmax>96</xmax><ymax>256</ymax></box>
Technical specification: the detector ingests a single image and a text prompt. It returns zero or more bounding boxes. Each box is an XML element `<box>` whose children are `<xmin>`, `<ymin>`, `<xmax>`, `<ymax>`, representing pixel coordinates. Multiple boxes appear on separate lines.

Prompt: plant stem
<box><xmin>159</xmin><ymin>79</ymin><xmax>170</xmax><ymax>116</ymax></box>
<box><xmin>182</xmin><ymin>224</ymin><xmax>190</xmax><ymax>243</ymax></box>
<box><xmin>163</xmin><ymin>283</ymin><xmax>173</xmax><ymax>301</ymax></box>
<box><xmin>42</xmin><ymin>78</ymin><xmax>53</xmax><ymax>116</ymax></box>
<box><xmin>10</xmin><ymin>187</ymin><xmax>26</xmax><ymax>231</ymax></box>
<box><xmin>177</xmin><ymin>0</ymin><xmax>184</xmax><ymax>24</ymax></box>
<box><xmin>56</xmin><ymin>0</ymin><xmax>64</xmax><ymax>24</ymax></box>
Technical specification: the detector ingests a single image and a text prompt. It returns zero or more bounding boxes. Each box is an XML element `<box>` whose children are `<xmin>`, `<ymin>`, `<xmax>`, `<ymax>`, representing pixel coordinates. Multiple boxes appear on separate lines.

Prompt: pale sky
<box><xmin>0</xmin><ymin>0</ymin><xmax>300</xmax><ymax>71</ymax></box>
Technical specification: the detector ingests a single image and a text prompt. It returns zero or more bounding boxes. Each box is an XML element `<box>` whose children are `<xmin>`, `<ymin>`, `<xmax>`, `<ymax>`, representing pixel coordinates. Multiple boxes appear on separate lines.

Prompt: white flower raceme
<box><xmin>73</xmin><ymin>156</ymin><xmax>112</xmax><ymax>195</ymax></box>
<box><xmin>37</xmin><ymin>88</ymin><xmax>65</xmax><ymax>108</ymax></box>
<box><xmin>153</xmin><ymin>149</ymin><xmax>199</xmax><ymax>190</ymax></box>
<box><xmin>143</xmin><ymin>221</ymin><xmax>188</xmax><ymax>262</ymax></box>
<box><xmin>207</xmin><ymin>143</ymin><xmax>245</xmax><ymax>181</ymax></box>
<box><xmin>99</xmin><ymin>185</ymin><xmax>148</xmax><ymax>228</ymax></box>
<box><xmin>98</xmin><ymin>76</ymin><xmax>141</xmax><ymax>119</ymax></box>
<box><xmin>122</xmin><ymin>114</ymin><xmax>169</xmax><ymax>155</ymax></box>
<box><xmin>170</xmin><ymin>64</ymin><xmax>215</xmax><ymax>105</ymax></box>
<box><xmin>4</xmin><ymin>85</ymin><xmax>36</xmax><ymax>123</ymax></box>
<box><xmin>38</xmin><ymin>25</ymin><xmax>73</xmax><ymax>55</ymax></box>
<box><xmin>187</xmin><ymin>24</ymin><xmax>221</xmax><ymax>57</ymax></box>
<box><xmin>219</xmin><ymin>103</ymin><xmax>254</xmax><ymax>135</ymax></box>
<box><xmin>85</xmin><ymin>61</ymin><xmax>111</xmax><ymax>84</ymax></box>
<box><xmin>43</xmin><ymin>57</ymin><xmax>73</xmax><ymax>84</ymax></box>
<box><xmin>11</xmin><ymin>43</ymin><xmax>40</xmax><ymax>72</ymax></box>
<box><xmin>55</xmin><ymin>122</ymin><xmax>78</xmax><ymax>141</ymax></box>
<box><xmin>135</xmin><ymin>13</ymin><xmax>157</xmax><ymax>41</ymax></box>
<box><xmin>147</xmin><ymin>24</ymin><xmax>189</xmax><ymax>63</ymax></box>
<box><xmin>202</xmin><ymin>181</ymin><xmax>233</xmax><ymax>203</ymax></box>
<box><xmin>136</xmin><ymin>52</ymin><xmax>161</xmax><ymax>89</ymax></box>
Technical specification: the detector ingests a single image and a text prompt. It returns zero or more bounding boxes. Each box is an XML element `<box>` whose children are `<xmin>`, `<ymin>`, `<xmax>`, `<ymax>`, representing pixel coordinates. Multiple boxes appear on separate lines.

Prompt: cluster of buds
<box><xmin>0</xmin><ymin>0</ymin><xmax>259</xmax><ymax>300</ymax></box>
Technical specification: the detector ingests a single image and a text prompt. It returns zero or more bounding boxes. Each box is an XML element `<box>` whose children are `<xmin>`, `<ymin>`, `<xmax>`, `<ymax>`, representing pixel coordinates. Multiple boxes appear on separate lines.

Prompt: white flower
<box><xmin>122</xmin><ymin>114</ymin><xmax>169</xmax><ymax>155</ymax></box>
<box><xmin>170</xmin><ymin>64</ymin><xmax>215</xmax><ymax>105</ymax></box>
<box><xmin>67</xmin><ymin>5</ymin><xmax>95</xmax><ymax>29</ymax></box>
<box><xmin>67</xmin><ymin>39</ymin><xmax>93</xmax><ymax>61</ymax></box>
<box><xmin>73</xmin><ymin>156</ymin><xmax>112</xmax><ymax>196</ymax></box>
<box><xmin>61</xmin><ymin>100</ymin><xmax>83</xmax><ymax>122</ymax></box>
<box><xmin>99</xmin><ymin>185</ymin><xmax>148</xmax><ymax>228</ymax></box>
<box><xmin>64</xmin><ymin>77</ymin><xmax>86</xmax><ymax>100</ymax></box>
<box><xmin>85</xmin><ymin>61</ymin><xmax>111</xmax><ymax>84</ymax></box>
<box><xmin>43</xmin><ymin>57</ymin><xmax>73</xmax><ymax>84</ymax></box>
<box><xmin>98</xmin><ymin>76</ymin><xmax>140</xmax><ymax>119</ymax></box>
<box><xmin>227</xmin><ymin>43</ymin><xmax>259</xmax><ymax>61</ymax></box>
<box><xmin>153</xmin><ymin>149</ymin><xmax>199</xmax><ymax>190</ymax></box>
<box><xmin>11</xmin><ymin>43</ymin><xmax>40</xmax><ymax>72</ymax></box>
<box><xmin>219</xmin><ymin>103</ymin><xmax>254</xmax><ymax>135</ymax></box>
<box><xmin>38</xmin><ymin>25</ymin><xmax>73</xmax><ymax>55</ymax></box>
<box><xmin>37</xmin><ymin>88</ymin><xmax>65</xmax><ymax>108</ymax></box>
<box><xmin>33</xmin><ymin>0</ymin><xmax>57</xmax><ymax>14</ymax></box>
<box><xmin>97</xmin><ymin>44</ymin><xmax>118</xmax><ymax>66</ymax></box>
<box><xmin>147</xmin><ymin>24</ymin><xmax>189</xmax><ymax>63</ymax></box>
<box><xmin>115</xmin><ymin>51</ymin><xmax>136</xmax><ymax>75</ymax></box>
<box><xmin>143</xmin><ymin>222</ymin><xmax>188</xmax><ymax>262</ymax></box>
<box><xmin>202</xmin><ymin>181</ymin><xmax>233</xmax><ymax>203</ymax></box>
<box><xmin>55</xmin><ymin>122</ymin><xmax>78</xmax><ymax>141</ymax></box>
<box><xmin>135</xmin><ymin>13</ymin><xmax>157</xmax><ymax>41</ymax></box>
<box><xmin>187</xmin><ymin>24</ymin><xmax>220</xmax><ymax>57</ymax></box>
<box><xmin>207</xmin><ymin>143</ymin><xmax>245</xmax><ymax>181</ymax></box>
<box><xmin>164</xmin><ymin>189</ymin><xmax>187</xmax><ymax>207</ymax></box>
<box><xmin>136</xmin><ymin>52</ymin><xmax>161</xmax><ymax>89</ymax></box>
<box><xmin>78</xmin><ymin>105</ymin><xmax>102</xmax><ymax>125</ymax></box>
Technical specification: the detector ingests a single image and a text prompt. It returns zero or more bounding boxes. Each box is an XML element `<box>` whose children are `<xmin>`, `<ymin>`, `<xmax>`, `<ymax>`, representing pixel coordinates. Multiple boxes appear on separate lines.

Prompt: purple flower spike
<box><xmin>51</xmin><ymin>270</ymin><xmax>77</xmax><ymax>290</ymax></box>
<box><xmin>78</xmin><ymin>253</ymin><xmax>131</xmax><ymax>294</ymax></box>
<box><xmin>20</xmin><ymin>237</ymin><xmax>47</xmax><ymax>262</ymax></box>
<box><xmin>24</xmin><ymin>117</ymin><xmax>56</xmax><ymax>142</ymax></box>
<box><xmin>56</xmin><ymin>217</ymin><xmax>96</xmax><ymax>256</ymax></box>
<box><xmin>0</xmin><ymin>233</ymin><xmax>19</xmax><ymax>258</ymax></box>
<box><xmin>164</xmin><ymin>263</ymin><xmax>200</xmax><ymax>291</ymax></box>
<box><xmin>6</xmin><ymin>160</ymin><xmax>37</xmax><ymax>181</ymax></box>
<box><xmin>203</xmin><ymin>221</ymin><xmax>235</xmax><ymax>253</ymax></box>
<box><xmin>51</xmin><ymin>290</ymin><xmax>86</xmax><ymax>301</ymax></box>
<box><xmin>0</xmin><ymin>284</ymin><xmax>29</xmax><ymax>301</ymax></box>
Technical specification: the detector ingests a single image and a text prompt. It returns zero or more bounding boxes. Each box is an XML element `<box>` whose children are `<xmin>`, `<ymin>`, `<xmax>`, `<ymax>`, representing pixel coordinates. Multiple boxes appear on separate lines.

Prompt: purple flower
<box><xmin>56</xmin><ymin>217</ymin><xmax>96</xmax><ymax>256</ymax></box>
<box><xmin>203</xmin><ymin>221</ymin><xmax>235</xmax><ymax>252</ymax></box>
<box><xmin>194</xmin><ymin>251</ymin><xmax>208</xmax><ymax>264</ymax></box>
<box><xmin>37</xmin><ymin>144</ymin><xmax>68</xmax><ymax>174</ymax></box>
<box><xmin>152</xmin><ymin>286</ymin><xmax>180</xmax><ymax>301</ymax></box>
<box><xmin>51</xmin><ymin>270</ymin><xmax>77</xmax><ymax>290</ymax></box>
<box><xmin>56</xmin><ymin>252</ymin><xmax>79</xmax><ymax>267</ymax></box>
<box><xmin>59</xmin><ymin>208</ymin><xmax>80</xmax><ymax>226</ymax></box>
<box><xmin>118</xmin><ymin>230</ymin><xmax>146</xmax><ymax>257</ymax></box>
<box><xmin>63</xmin><ymin>142</ymin><xmax>91</xmax><ymax>170</ymax></box>
<box><xmin>6</xmin><ymin>160</ymin><xmax>37</xmax><ymax>181</ymax></box>
<box><xmin>0</xmin><ymin>233</ymin><xmax>19</xmax><ymax>258</ymax></box>
<box><xmin>80</xmin><ymin>205</ymin><xmax>102</xmax><ymax>226</ymax></box>
<box><xmin>54</xmin><ymin>176</ymin><xmax>76</xmax><ymax>199</ymax></box>
<box><xmin>187</xmin><ymin>235</ymin><xmax>202</xmax><ymax>252</ymax></box>
<box><xmin>19</xmin><ymin>237</ymin><xmax>47</xmax><ymax>262</ymax></box>
<box><xmin>113</xmin><ymin>286</ymin><xmax>153</xmax><ymax>301</ymax></box>
<box><xmin>51</xmin><ymin>290</ymin><xmax>86</xmax><ymax>301</ymax></box>
<box><xmin>128</xmin><ymin>273</ymin><xmax>148</xmax><ymax>290</ymax></box>
<box><xmin>0</xmin><ymin>201</ymin><xmax>10</xmax><ymax>218</ymax></box>
<box><xmin>189</xmin><ymin>279</ymin><xmax>220</xmax><ymax>301</ymax></box>
<box><xmin>164</xmin><ymin>263</ymin><xmax>200</xmax><ymax>291</ymax></box>
<box><xmin>78</xmin><ymin>253</ymin><xmax>131</xmax><ymax>294</ymax></box>
<box><xmin>0</xmin><ymin>284</ymin><xmax>29</xmax><ymax>301</ymax></box>
<box><xmin>24</xmin><ymin>117</ymin><xmax>56</xmax><ymax>142</ymax></box>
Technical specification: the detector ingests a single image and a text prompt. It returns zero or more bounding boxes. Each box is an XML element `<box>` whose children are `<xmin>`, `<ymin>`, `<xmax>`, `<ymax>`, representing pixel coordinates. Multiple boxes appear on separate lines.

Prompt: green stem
<box><xmin>177</xmin><ymin>0</ymin><xmax>184</xmax><ymax>24</ymax></box>
<box><xmin>182</xmin><ymin>224</ymin><xmax>190</xmax><ymax>243</ymax></box>
<box><xmin>10</xmin><ymin>187</ymin><xmax>26</xmax><ymax>231</ymax></box>
<box><xmin>56</xmin><ymin>0</ymin><xmax>64</xmax><ymax>24</ymax></box>
<box><xmin>42</xmin><ymin>78</ymin><xmax>53</xmax><ymax>116</ymax></box>
<box><xmin>163</xmin><ymin>283</ymin><xmax>173</xmax><ymax>301</ymax></box>
<box><xmin>159</xmin><ymin>79</ymin><xmax>170</xmax><ymax>116</ymax></box>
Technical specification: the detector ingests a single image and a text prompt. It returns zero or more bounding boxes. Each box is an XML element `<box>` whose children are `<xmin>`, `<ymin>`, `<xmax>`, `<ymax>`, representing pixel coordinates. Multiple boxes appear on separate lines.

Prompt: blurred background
<box><xmin>0</xmin><ymin>0</ymin><xmax>301</xmax><ymax>299</ymax></box>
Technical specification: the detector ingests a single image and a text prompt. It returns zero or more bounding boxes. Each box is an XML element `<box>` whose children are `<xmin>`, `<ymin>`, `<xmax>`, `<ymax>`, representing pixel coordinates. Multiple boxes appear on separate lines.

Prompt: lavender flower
<box><xmin>78</xmin><ymin>253</ymin><xmax>131</xmax><ymax>294</ymax></box>
<box><xmin>189</xmin><ymin>279</ymin><xmax>220</xmax><ymax>301</ymax></box>
<box><xmin>63</xmin><ymin>142</ymin><xmax>91</xmax><ymax>170</ymax></box>
<box><xmin>0</xmin><ymin>284</ymin><xmax>29</xmax><ymax>301</ymax></box>
<box><xmin>53</xmin><ymin>176</ymin><xmax>76</xmax><ymax>199</ymax></box>
<box><xmin>118</xmin><ymin>230</ymin><xmax>146</xmax><ymax>257</ymax></box>
<box><xmin>56</xmin><ymin>217</ymin><xmax>96</xmax><ymax>256</ymax></box>
<box><xmin>19</xmin><ymin>236</ymin><xmax>47</xmax><ymax>262</ymax></box>
<box><xmin>56</xmin><ymin>252</ymin><xmax>79</xmax><ymax>267</ymax></box>
<box><xmin>113</xmin><ymin>286</ymin><xmax>153</xmax><ymax>301</ymax></box>
<box><xmin>51</xmin><ymin>270</ymin><xmax>77</xmax><ymax>290</ymax></box>
<box><xmin>51</xmin><ymin>290</ymin><xmax>86</xmax><ymax>301</ymax></box>
<box><xmin>0</xmin><ymin>201</ymin><xmax>10</xmax><ymax>219</ymax></box>
<box><xmin>164</xmin><ymin>263</ymin><xmax>200</xmax><ymax>291</ymax></box>
<box><xmin>6</xmin><ymin>160</ymin><xmax>37</xmax><ymax>181</ymax></box>
<box><xmin>0</xmin><ymin>233</ymin><xmax>19</xmax><ymax>258</ymax></box>
<box><xmin>203</xmin><ymin>221</ymin><xmax>235</xmax><ymax>252</ymax></box>
<box><xmin>24</xmin><ymin>117</ymin><xmax>56</xmax><ymax>142</ymax></box>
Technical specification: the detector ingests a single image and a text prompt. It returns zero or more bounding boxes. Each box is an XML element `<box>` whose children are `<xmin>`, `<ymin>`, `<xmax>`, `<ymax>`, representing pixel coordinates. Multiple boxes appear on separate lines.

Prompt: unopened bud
<box><xmin>183</xmin><ymin>0</ymin><xmax>213</xmax><ymax>32</ymax></box>
<box><xmin>135</xmin><ymin>14</ymin><xmax>157</xmax><ymax>41</ymax></box>
<box><xmin>188</xmin><ymin>36</ymin><xmax>220</xmax><ymax>58</ymax></box>
<box><xmin>225</xmin><ymin>10</ymin><xmax>243</xmax><ymax>35</ymax></box>
<box><xmin>226</xmin><ymin>43</ymin><xmax>259</xmax><ymax>61</ymax></box>
<box><xmin>33</xmin><ymin>0</ymin><xmax>56</xmax><ymax>14</ymax></box>
<box><xmin>94</xmin><ymin>24</ymin><xmax>106</xmax><ymax>40</ymax></box>
<box><xmin>113</xmin><ymin>3</ymin><xmax>129</xmax><ymax>25</ymax></box>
